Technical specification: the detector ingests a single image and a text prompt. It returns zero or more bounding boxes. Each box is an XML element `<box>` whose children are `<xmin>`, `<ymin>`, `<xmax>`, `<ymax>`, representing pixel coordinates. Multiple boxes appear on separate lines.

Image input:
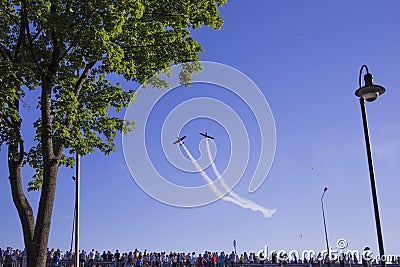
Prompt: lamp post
<box><xmin>321</xmin><ymin>187</ymin><xmax>330</xmax><ymax>261</ymax></box>
<box><xmin>75</xmin><ymin>153</ymin><xmax>80</xmax><ymax>267</ymax></box>
<box><xmin>355</xmin><ymin>65</ymin><xmax>386</xmax><ymax>267</ymax></box>
<box><xmin>233</xmin><ymin>240</ymin><xmax>237</xmax><ymax>267</ymax></box>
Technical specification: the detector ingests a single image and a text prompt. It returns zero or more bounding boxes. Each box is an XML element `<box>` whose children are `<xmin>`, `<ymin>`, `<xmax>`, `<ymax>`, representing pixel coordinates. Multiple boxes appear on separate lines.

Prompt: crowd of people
<box><xmin>1</xmin><ymin>247</ymin><xmax>400</xmax><ymax>267</ymax></box>
<box><xmin>0</xmin><ymin>247</ymin><xmax>24</xmax><ymax>267</ymax></box>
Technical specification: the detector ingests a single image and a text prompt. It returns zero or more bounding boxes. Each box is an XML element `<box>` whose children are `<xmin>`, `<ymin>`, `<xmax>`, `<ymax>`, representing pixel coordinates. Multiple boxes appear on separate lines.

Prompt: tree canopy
<box><xmin>0</xmin><ymin>0</ymin><xmax>226</xmax><ymax>266</ymax></box>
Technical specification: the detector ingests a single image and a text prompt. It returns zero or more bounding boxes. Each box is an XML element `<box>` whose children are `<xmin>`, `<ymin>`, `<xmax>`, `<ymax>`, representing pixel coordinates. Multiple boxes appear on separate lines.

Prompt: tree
<box><xmin>0</xmin><ymin>0</ymin><xmax>226</xmax><ymax>266</ymax></box>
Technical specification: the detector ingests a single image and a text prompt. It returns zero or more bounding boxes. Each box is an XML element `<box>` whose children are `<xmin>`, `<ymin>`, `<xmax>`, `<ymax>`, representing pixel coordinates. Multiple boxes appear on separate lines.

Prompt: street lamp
<box><xmin>355</xmin><ymin>65</ymin><xmax>386</xmax><ymax>267</ymax></box>
<box><xmin>321</xmin><ymin>187</ymin><xmax>330</xmax><ymax>261</ymax></box>
<box><xmin>75</xmin><ymin>153</ymin><xmax>80</xmax><ymax>267</ymax></box>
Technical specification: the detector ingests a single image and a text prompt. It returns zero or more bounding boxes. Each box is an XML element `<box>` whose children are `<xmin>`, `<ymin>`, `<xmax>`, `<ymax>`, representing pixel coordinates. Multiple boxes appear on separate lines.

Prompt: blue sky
<box><xmin>1</xmin><ymin>0</ymin><xmax>400</xmax><ymax>259</ymax></box>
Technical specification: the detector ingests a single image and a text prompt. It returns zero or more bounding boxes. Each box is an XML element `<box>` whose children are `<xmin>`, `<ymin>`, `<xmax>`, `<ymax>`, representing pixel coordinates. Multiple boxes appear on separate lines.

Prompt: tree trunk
<box><xmin>24</xmin><ymin>67</ymin><xmax>61</xmax><ymax>266</ymax></box>
<box><xmin>8</xmin><ymin>157</ymin><xmax>35</xmax><ymax>256</ymax></box>
<box><xmin>7</xmin><ymin>105</ymin><xmax>35</xmax><ymax>265</ymax></box>
<box><xmin>7</xmin><ymin>68</ymin><xmax>61</xmax><ymax>267</ymax></box>
<box><xmin>8</xmin><ymin>123</ymin><xmax>60</xmax><ymax>267</ymax></box>
<box><xmin>25</xmin><ymin>242</ymin><xmax>47</xmax><ymax>267</ymax></box>
<box><xmin>28</xmin><ymin>162</ymin><xmax>60</xmax><ymax>267</ymax></box>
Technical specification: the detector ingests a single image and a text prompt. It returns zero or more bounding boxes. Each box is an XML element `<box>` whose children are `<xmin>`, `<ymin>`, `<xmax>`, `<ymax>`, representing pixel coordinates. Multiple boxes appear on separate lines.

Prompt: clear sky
<box><xmin>1</xmin><ymin>0</ymin><xmax>400</xmax><ymax>260</ymax></box>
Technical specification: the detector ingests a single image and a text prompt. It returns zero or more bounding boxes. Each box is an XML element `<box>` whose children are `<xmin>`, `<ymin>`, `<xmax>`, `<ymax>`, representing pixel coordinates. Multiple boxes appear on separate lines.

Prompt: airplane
<box><xmin>199</xmin><ymin>132</ymin><xmax>214</xmax><ymax>139</ymax></box>
<box><xmin>173</xmin><ymin>136</ymin><xmax>186</xmax><ymax>145</ymax></box>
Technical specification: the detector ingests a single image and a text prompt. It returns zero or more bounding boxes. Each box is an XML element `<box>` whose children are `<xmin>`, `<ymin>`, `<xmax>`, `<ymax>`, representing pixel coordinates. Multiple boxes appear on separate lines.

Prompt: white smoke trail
<box><xmin>205</xmin><ymin>139</ymin><xmax>276</xmax><ymax>218</ymax></box>
<box><xmin>180</xmin><ymin>142</ymin><xmax>256</xmax><ymax>208</ymax></box>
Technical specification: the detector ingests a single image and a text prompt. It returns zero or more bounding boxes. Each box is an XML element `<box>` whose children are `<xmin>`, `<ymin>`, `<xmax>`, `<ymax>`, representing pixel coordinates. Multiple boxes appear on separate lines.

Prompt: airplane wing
<box><xmin>199</xmin><ymin>132</ymin><xmax>214</xmax><ymax>139</ymax></box>
<box><xmin>173</xmin><ymin>136</ymin><xmax>186</xmax><ymax>144</ymax></box>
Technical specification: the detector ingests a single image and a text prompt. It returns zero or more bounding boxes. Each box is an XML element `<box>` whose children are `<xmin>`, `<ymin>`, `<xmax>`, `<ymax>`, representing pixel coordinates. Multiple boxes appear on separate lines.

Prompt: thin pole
<box><xmin>321</xmin><ymin>188</ymin><xmax>329</xmax><ymax>258</ymax></box>
<box><xmin>234</xmin><ymin>240</ymin><xmax>237</xmax><ymax>267</ymax></box>
<box><xmin>70</xmin><ymin>207</ymin><xmax>75</xmax><ymax>253</ymax></box>
<box><xmin>75</xmin><ymin>153</ymin><xmax>80</xmax><ymax>267</ymax></box>
<box><xmin>359</xmin><ymin>98</ymin><xmax>386</xmax><ymax>267</ymax></box>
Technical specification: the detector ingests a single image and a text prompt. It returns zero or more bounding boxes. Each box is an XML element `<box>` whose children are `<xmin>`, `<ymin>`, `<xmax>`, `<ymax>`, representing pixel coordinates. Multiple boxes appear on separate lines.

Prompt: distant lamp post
<box><xmin>321</xmin><ymin>187</ymin><xmax>330</xmax><ymax>260</ymax></box>
<box><xmin>355</xmin><ymin>65</ymin><xmax>386</xmax><ymax>267</ymax></box>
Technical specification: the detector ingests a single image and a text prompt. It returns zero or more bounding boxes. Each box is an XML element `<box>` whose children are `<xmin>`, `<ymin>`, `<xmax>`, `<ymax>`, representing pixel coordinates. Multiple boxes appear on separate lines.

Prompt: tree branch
<box><xmin>23</xmin><ymin>2</ymin><xmax>45</xmax><ymax>77</ymax></box>
<box><xmin>0</xmin><ymin>110</ymin><xmax>13</xmax><ymax>126</ymax></box>
<box><xmin>0</xmin><ymin>2</ymin><xmax>21</xmax><ymax>26</ymax></box>
<box><xmin>74</xmin><ymin>62</ymin><xmax>95</xmax><ymax>97</ymax></box>
<box><xmin>56</xmin><ymin>6</ymin><xmax>98</xmax><ymax>65</ymax></box>
<box><xmin>6</xmin><ymin>73</ymin><xmax>34</xmax><ymax>254</ymax></box>
<box><xmin>0</xmin><ymin>42</ymin><xmax>12</xmax><ymax>61</ymax></box>
<box><xmin>54</xmin><ymin>61</ymin><xmax>95</xmax><ymax>159</ymax></box>
<box><xmin>8</xmin><ymin>155</ymin><xmax>35</xmax><ymax>248</ymax></box>
<box><xmin>120</xmin><ymin>42</ymin><xmax>177</xmax><ymax>49</ymax></box>
<box><xmin>18</xmin><ymin>135</ymin><xmax>24</xmax><ymax>163</ymax></box>
<box><xmin>14</xmin><ymin>0</ymin><xmax>27</xmax><ymax>62</ymax></box>
<box><xmin>56</xmin><ymin>41</ymin><xmax>77</xmax><ymax>65</ymax></box>
<box><xmin>31</xmin><ymin>28</ymin><xmax>43</xmax><ymax>42</ymax></box>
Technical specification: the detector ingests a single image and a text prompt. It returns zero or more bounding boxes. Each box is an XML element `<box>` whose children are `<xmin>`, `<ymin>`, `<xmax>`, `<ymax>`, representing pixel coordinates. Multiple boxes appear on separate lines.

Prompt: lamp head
<box><xmin>355</xmin><ymin>67</ymin><xmax>385</xmax><ymax>102</ymax></box>
<box><xmin>324</xmin><ymin>187</ymin><xmax>328</xmax><ymax>192</ymax></box>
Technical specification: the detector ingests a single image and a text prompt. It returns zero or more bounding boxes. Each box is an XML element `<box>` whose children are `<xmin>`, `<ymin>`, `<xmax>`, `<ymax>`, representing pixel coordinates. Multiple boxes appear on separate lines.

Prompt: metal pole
<box><xmin>70</xmin><ymin>207</ymin><xmax>75</xmax><ymax>253</ymax></box>
<box><xmin>233</xmin><ymin>240</ymin><xmax>237</xmax><ymax>267</ymax></box>
<box><xmin>75</xmin><ymin>153</ymin><xmax>80</xmax><ymax>267</ymax></box>
<box><xmin>359</xmin><ymin>98</ymin><xmax>386</xmax><ymax>267</ymax></box>
<box><xmin>321</xmin><ymin>188</ymin><xmax>330</xmax><ymax>259</ymax></box>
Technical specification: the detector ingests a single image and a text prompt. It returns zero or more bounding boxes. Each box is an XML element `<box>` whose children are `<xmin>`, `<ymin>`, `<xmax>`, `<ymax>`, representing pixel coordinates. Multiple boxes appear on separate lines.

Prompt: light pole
<box><xmin>233</xmin><ymin>240</ymin><xmax>237</xmax><ymax>267</ymax></box>
<box><xmin>321</xmin><ymin>187</ymin><xmax>330</xmax><ymax>260</ymax></box>
<box><xmin>355</xmin><ymin>65</ymin><xmax>386</xmax><ymax>267</ymax></box>
<box><xmin>75</xmin><ymin>153</ymin><xmax>80</xmax><ymax>267</ymax></box>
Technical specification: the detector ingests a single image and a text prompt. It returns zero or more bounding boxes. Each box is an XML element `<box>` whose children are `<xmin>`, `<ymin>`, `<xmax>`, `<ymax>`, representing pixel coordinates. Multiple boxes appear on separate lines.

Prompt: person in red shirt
<box><xmin>212</xmin><ymin>253</ymin><xmax>217</xmax><ymax>267</ymax></box>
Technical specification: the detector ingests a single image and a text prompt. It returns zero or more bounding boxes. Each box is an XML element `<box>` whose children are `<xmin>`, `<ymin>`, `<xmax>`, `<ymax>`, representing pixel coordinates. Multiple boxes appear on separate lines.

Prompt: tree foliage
<box><xmin>0</xmin><ymin>0</ymin><xmax>226</xmax><ymax>266</ymax></box>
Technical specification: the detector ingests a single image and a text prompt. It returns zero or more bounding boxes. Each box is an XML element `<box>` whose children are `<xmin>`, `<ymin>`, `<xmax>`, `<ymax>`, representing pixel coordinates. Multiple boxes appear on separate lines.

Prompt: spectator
<box><xmin>191</xmin><ymin>252</ymin><xmax>197</xmax><ymax>267</ymax></box>
<box><xmin>339</xmin><ymin>253</ymin><xmax>345</xmax><ymax>267</ymax></box>
<box><xmin>197</xmin><ymin>254</ymin><xmax>204</xmax><ymax>267</ymax></box>
<box><xmin>108</xmin><ymin>250</ymin><xmax>114</xmax><ymax>262</ymax></box>
<box><xmin>79</xmin><ymin>250</ymin><xmax>86</xmax><ymax>267</ymax></box>
<box><xmin>115</xmin><ymin>250</ymin><xmax>121</xmax><ymax>263</ymax></box>
<box><xmin>137</xmin><ymin>256</ymin><xmax>144</xmax><ymax>267</ymax></box>
<box><xmin>271</xmin><ymin>252</ymin><xmax>277</xmax><ymax>264</ymax></box>
<box><xmin>324</xmin><ymin>254</ymin><xmax>330</xmax><ymax>267</ymax></box>
<box><xmin>88</xmin><ymin>249</ymin><xmax>95</xmax><ymax>267</ymax></box>
<box><xmin>212</xmin><ymin>253</ymin><xmax>217</xmax><ymax>267</ymax></box>
<box><xmin>218</xmin><ymin>252</ymin><xmax>225</xmax><ymax>267</ymax></box>
<box><xmin>102</xmin><ymin>251</ymin><xmax>108</xmax><ymax>261</ymax></box>
<box><xmin>95</xmin><ymin>251</ymin><xmax>101</xmax><ymax>262</ymax></box>
<box><xmin>0</xmin><ymin>247</ymin><xmax>4</xmax><ymax>267</ymax></box>
<box><xmin>185</xmin><ymin>253</ymin><xmax>191</xmax><ymax>267</ymax></box>
<box><xmin>52</xmin><ymin>249</ymin><xmax>61</xmax><ymax>267</ymax></box>
<box><xmin>4</xmin><ymin>247</ymin><xmax>13</xmax><ymax>267</ymax></box>
<box><xmin>229</xmin><ymin>252</ymin><xmax>236</xmax><ymax>267</ymax></box>
<box><xmin>362</xmin><ymin>247</ymin><xmax>372</xmax><ymax>267</ymax></box>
